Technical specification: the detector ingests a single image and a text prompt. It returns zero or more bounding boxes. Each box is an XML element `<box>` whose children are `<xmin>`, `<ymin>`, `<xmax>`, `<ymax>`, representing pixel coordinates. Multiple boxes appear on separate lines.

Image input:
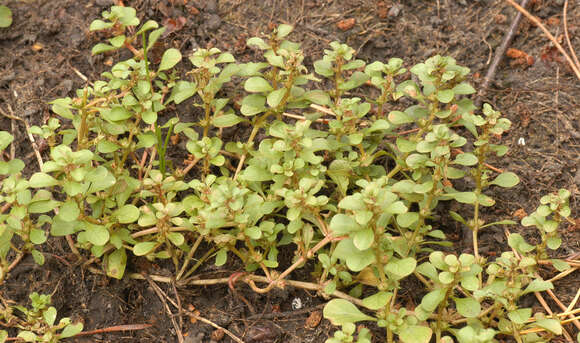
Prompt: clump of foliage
<box><xmin>0</xmin><ymin>5</ymin><xmax>576</xmax><ymax>343</ymax></box>
<box><xmin>0</xmin><ymin>292</ymin><xmax>83</xmax><ymax>342</ymax></box>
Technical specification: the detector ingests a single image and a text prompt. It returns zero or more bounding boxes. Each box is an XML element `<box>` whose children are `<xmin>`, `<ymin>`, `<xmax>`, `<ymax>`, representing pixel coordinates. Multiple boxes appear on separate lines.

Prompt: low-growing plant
<box><xmin>0</xmin><ymin>292</ymin><xmax>83</xmax><ymax>343</ymax></box>
<box><xmin>0</xmin><ymin>5</ymin><xmax>576</xmax><ymax>343</ymax></box>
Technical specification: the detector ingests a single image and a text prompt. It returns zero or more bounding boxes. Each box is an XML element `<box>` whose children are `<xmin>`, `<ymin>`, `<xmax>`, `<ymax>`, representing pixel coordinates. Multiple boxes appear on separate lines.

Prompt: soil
<box><xmin>0</xmin><ymin>0</ymin><xmax>579</xmax><ymax>342</ymax></box>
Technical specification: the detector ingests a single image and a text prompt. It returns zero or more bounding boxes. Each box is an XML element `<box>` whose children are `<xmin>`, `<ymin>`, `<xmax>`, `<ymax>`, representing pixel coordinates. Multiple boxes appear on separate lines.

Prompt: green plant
<box><xmin>0</xmin><ymin>5</ymin><xmax>576</xmax><ymax>343</ymax></box>
<box><xmin>0</xmin><ymin>292</ymin><xmax>83</xmax><ymax>343</ymax></box>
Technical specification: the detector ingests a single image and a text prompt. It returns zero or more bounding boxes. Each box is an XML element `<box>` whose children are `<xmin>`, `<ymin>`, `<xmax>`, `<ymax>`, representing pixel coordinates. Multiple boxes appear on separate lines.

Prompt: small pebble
<box><xmin>291</xmin><ymin>297</ymin><xmax>302</xmax><ymax>310</ymax></box>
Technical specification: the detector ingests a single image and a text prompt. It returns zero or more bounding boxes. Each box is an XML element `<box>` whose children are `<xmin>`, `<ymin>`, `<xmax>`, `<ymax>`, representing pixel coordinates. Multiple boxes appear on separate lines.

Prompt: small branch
<box><xmin>475</xmin><ymin>0</ymin><xmax>530</xmax><ymax>108</ymax></box>
<box><xmin>310</xmin><ymin>104</ymin><xmax>336</xmax><ymax>116</ymax></box>
<box><xmin>548</xmin><ymin>266</ymin><xmax>578</xmax><ymax>283</ymax></box>
<box><xmin>73</xmin><ymin>324</ymin><xmax>152</xmax><ymax>337</ymax></box>
<box><xmin>563</xmin><ymin>0</ymin><xmax>580</xmax><ymax>70</ymax></box>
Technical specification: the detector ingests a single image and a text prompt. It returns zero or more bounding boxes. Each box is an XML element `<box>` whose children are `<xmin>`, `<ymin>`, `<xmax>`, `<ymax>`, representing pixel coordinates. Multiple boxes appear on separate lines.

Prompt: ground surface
<box><xmin>0</xmin><ymin>0</ymin><xmax>579</xmax><ymax>342</ymax></box>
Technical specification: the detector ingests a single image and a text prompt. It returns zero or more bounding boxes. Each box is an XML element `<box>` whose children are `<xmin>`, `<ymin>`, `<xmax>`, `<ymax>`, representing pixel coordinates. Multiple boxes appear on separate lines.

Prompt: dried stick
<box><xmin>506</xmin><ymin>0</ymin><xmax>580</xmax><ymax>80</ymax></box>
<box><xmin>563</xmin><ymin>0</ymin><xmax>580</xmax><ymax>70</ymax></box>
<box><xmin>475</xmin><ymin>0</ymin><xmax>530</xmax><ymax>108</ymax></box>
<box><xmin>73</xmin><ymin>324</ymin><xmax>152</xmax><ymax>337</ymax></box>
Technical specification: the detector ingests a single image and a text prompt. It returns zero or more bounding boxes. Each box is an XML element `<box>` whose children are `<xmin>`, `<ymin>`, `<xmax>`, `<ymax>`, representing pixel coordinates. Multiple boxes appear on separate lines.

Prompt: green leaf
<box><xmin>50</xmin><ymin>217</ymin><xmax>77</xmax><ymax>236</ymax></box>
<box><xmin>31</xmin><ymin>249</ymin><xmax>44</xmax><ymax>265</ymax></box>
<box><xmin>546</xmin><ymin>236</ymin><xmax>561</xmax><ymax>250</ymax></box>
<box><xmin>303</xmin><ymin>90</ymin><xmax>330</xmax><ymax>105</ymax></box>
<box><xmin>508</xmin><ymin>308</ymin><xmax>531</xmax><ymax>324</ymax></box>
<box><xmin>448</xmin><ymin>192</ymin><xmax>477</xmax><ymax>204</ymax></box>
<box><xmin>454</xmin><ymin>297</ymin><xmax>481</xmax><ymax>318</ymax></box>
<box><xmin>436</xmin><ymin>89</ymin><xmax>455</xmax><ymax>103</ymax></box>
<box><xmin>133</xmin><ymin>242</ymin><xmax>157</xmax><ymax>256</ymax></box>
<box><xmin>420</xmin><ymin>288</ymin><xmax>445</xmax><ymax>312</ymax></box>
<box><xmin>276</xmin><ymin>24</ymin><xmax>293</xmax><ymax>39</ymax></box>
<box><xmin>551</xmin><ymin>259</ymin><xmax>570</xmax><ymax>272</ymax></box>
<box><xmin>490</xmin><ymin>172</ymin><xmax>519</xmax><ymax>188</ymax></box>
<box><xmin>169</xmin><ymin>81</ymin><xmax>197</xmax><ymax>104</ymax></box>
<box><xmin>330</xmin><ymin>214</ymin><xmax>360</xmax><ymax>235</ymax></box>
<box><xmin>399</xmin><ymin>326</ymin><xmax>432</xmax><ymax>343</ymax></box>
<box><xmin>158</xmin><ymin>48</ymin><xmax>182</xmax><ymax>72</ymax></box>
<box><xmin>109</xmin><ymin>35</ymin><xmax>126</xmax><ymax>48</ymax></box>
<box><xmin>362</xmin><ymin>292</ymin><xmax>392</xmax><ymax>310</ymax></box>
<box><xmin>267</xmin><ymin>88</ymin><xmax>286</xmax><ymax>108</ymax></box>
<box><xmin>396</xmin><ymin>138</ymin><xmax>416</xmax><ymax>152</ymax></box>
<box><xmin>29</xmin><ymin>172</ymin><xmax>58</xmax><ymax>188</ymax></box>
<box><xmin>60</xmin><ymin>322</ymin><xmax>83</xmax><ymax>338</ymax></box>
<box><xmin>244</xmin><ymin>77</ymin><xmax>273</xmax><ymax>93</ymax></box>
<box><xmin>453</xmin><ymin>83</ymin><xmax>476</xmax><ymax>95</ymax></box>
<box><xmin>333</xmin><ymin>238</ymin><xmax>375</xmax><ymax>272</ymax></box>
<box><xmin>59</xmin><ymin>200</ymin><xmax>80</xmax><ymax>222</ymax></box>
<box><xmin>323</xmin><ymin>299</ymin><xmax>375</xmax><ymax>325</ymax></box>
<box><xmin>103</xmin><ymin>105</ymin><xmax>132</xmax><ymax>122</ymax></box>
<box><xmin>29</xmin><ymin>200</ymin><xmax>59</xmax><ymax>214</ymax></box>
<box><xmin>92</xmin><ymin>43</ymin><xmax>116</xmax><ymax>55</ymax></box>
<box><xmin>454</xmin><ymin>153</ymin><xmax>478</xmax><ymax>166</ymax></box>
<box><xmin>449</xmin><ymin>211</ymin><xmax>466</xmax><ymax>224</ymax></box>
<box><xmin>314</xmin><ymin>60</ymin><xmax>334</xmax><ymax>77</ymax></box>
<box><xmin>385</xmin><ymin>257</ymin><xmax>416</xmax><ymax>280</ymax></box>
<box><xmin>339</xmin><ymin>71</ymin><xmax>369</xmax><ymax>91</ymax></box>
<box><xmin>136</xmin><ymin>19</ymin><xmax>158</xmax><ymax>35</ymax></box>
<box><xmin>522</xmin><ymin>279</ymin><xmax>553</xmax><ymax>295</ymax></box>
<box><xmin>396</xmin><ymin>212</ymin><xmax>418</xmax><ymax>228</ymax></box>
<box><xmin>0</xmin><ymin>131</ymin><xmax>14</xmax><ymax>151</ymax></box>
<box><xmin>85</xmin><ymin>224</ymin><xmax>109</xmax><ymax>246</ymax></box>
<box><xmin>17</xmin><ymin>331</ymin><xmax>37</xmax><ymax>342</ymax></box>
<box><xmin>0</xmin><ymin>6</ymin><xmax>13</xmax><ymax>28</ymax></box>
<box><xmin>0</xmin><ymin>330</ymin><xmax>7</xmax><ymax>343</ymax></box>
<box><xmin>147</xmin><ymin>27</ymin><xmax>166</xmax><ymax>51</ymax></box>
<box><xmin>533</xmin><ymin>319</ymin><xmax>562</xmax><ymax>335</ymax></box>
<box><xmin>388</xmin><ymin>110</ymin><xmax>413</xmax><ymax>125</ymax></box>
<box><xmin>29</xmin><ymin>229</ymin><xmax>47</xmax><ymax>245</ymax></box>
<box><xmin>97</xmin><ymin>140</ymin><xmax>121</xmax><ymax>153</ymax></box>
<box><xmin>353</xmin><ymin>228</ymin><xmax>374</xmax><ymax>250</ymax></box>
<box><xmin>338</xmin><ymin>194</ymin><xmax>365</xmax><ymax>211</ymax></box>
<box><xmin>507</xmin><ymin>233</ymin><xmax>535</xmax><ymax>253</ymax></box>
<box><xmin>242</xmin><ymin>165</ymin><xmax>272</xmax><ymax>181</ymax></box>
<box><xmin>116</xmin><ymin>204</ymin><xmax>140</xmax><ymax>224</ymax></box>
<box><xmin>106</xmin><ymin>249</ymin><xmax>127</xmax><ymax>279</ymax></box>
<box><xmin>215</xmin><ymin>248</ymin><xmax>227</xmax><ymax>266</ymax></box>
<box><xmin>167</xmin><ymin>232</ymin><xmax>185</xmax><ymax>246</ymax></box>
<box><xmin>43</xmin><ymin>306</ymin><xmax>57</xmax><ymax>326</ymax></box>
<box><xmin>246</xmin><ymin>37</ymin><xmax>269</xmax><ymax>49</ymax></box>
<box><xmin>240</xmin><ymin>94</ymin><xmax>266</xmax><ymax>116</ymax></box>
<box><xmin>213</xmin><ymin>114</ymin><xmax>244</xmax><ymax>128</ymax></box>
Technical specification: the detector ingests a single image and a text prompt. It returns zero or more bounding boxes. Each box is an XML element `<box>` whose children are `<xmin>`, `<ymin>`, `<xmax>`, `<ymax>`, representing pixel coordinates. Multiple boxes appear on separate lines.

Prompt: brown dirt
<box><xmin>0</xmin><ymin>0</ymin><xmax>578</xmax><ymax>342</ymax></box>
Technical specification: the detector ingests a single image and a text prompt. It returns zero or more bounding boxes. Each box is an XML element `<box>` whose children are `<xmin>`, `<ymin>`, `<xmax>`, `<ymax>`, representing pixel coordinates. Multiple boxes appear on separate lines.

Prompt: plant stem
<box><xmin>176</xmin><ymin>235</ymin><xmax>203</xmax><ymax>281</ymax></box>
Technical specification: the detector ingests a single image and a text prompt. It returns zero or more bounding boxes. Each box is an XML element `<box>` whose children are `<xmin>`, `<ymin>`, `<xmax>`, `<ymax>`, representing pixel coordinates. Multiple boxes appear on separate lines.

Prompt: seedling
<box><xmin>0</xmin><ymin>292</ymin><xmax>83</xmax><ymax>343</ymax></box>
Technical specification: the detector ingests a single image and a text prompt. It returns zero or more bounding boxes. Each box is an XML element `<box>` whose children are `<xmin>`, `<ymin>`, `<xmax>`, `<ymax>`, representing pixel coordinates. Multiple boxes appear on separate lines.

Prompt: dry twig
<box><xmin>475</xmin><ymin>0</ymin><xmax>530</xmax><ymax>108</ymax></box>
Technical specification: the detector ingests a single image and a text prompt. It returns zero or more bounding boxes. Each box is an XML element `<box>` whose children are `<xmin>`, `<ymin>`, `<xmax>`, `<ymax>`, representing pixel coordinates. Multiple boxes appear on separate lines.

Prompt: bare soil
<box><xmin>0</xmin><ymin>0</ymin><xmax>579</xmax><ymax>342</ymax></box>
